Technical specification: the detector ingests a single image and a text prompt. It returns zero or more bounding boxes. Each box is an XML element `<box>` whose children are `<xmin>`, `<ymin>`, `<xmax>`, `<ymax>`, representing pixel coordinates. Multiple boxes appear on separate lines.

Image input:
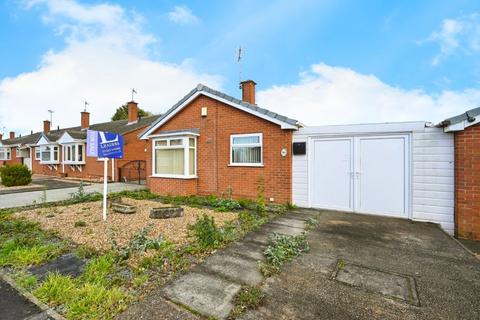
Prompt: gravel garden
<box><xmin>0</xmin><ymin>186</ymin><xmax>292</xmax><ymax>319</ymax></box>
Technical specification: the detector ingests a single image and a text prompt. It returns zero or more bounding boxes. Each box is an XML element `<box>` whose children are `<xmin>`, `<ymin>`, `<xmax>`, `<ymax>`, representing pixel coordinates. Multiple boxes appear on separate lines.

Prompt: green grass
<box><xmin>14</xmin><ymin>272</ymin><xmax>38</xmax><ymax>291</ymax></box>
<box><xmin>82</xmin><ymin>255</ymin><xmax>116</xmax><ymax>286</ymax></box>
<box><xmin>231</xmin><ymin>286</ymin><xmax>265</xmax><ymax>317</ymax></box>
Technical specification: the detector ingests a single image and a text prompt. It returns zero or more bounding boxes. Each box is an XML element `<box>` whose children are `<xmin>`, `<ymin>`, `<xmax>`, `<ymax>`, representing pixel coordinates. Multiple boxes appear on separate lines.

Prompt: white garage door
<box><xmin>311</xmin><ymin>135</ymin><xmax>409</xmax><ymax>218</ymax></box>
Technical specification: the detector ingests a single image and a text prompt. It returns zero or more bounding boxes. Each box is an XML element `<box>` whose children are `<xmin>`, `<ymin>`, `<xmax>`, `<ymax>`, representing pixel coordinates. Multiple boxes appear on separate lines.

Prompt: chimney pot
<box><xmin>0</xmin><ymin>133</ymin><xmax>3</xmax><ymax>141</ymax></box>
<box><xmin>127</xmin><ymin>101</ymin><xmax>138</xmax><ymax>124</ymax></box>
<box><xmin>240</xmin><ymin>80</ymin><xmax>257</xmax><ymax>104</ymax></box>
<box><xmin>43</xmin><ymin>120</ymin><xmax>51</xmax><ymax>134</ymax></box>
<box><xmin>9</xmin><ymin>131</ymin><xmax>15</xmax><ymax>139</ymax></box>
<box><xmin>81</xmin><ymin>111</ymin><xmax>90</xmax><ymax>129</ymax></box>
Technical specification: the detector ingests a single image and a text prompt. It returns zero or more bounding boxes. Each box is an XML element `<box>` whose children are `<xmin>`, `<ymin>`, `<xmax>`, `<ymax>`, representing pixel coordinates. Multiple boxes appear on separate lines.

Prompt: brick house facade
<box><xmin>141</xmin><ymin>81</ymin><xmax>299</xmax><ymax>203</ymax></box>
<box><xmin>441</xmin><ymin>107</ymin><xmax>480</xmax><ymax>240</ymax></box>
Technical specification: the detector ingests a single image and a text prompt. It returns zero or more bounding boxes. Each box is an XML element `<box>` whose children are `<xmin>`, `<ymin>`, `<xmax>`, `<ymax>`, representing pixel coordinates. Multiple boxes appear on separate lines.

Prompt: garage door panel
<box><xmin>356</xmin><ymin>136</ymin><xmax>408</xmax><ymax>217</ymax></box>
<box><xmin>311</xmin><ymin>139</ymin><xmax>353</xmax><ymax>211</ymax></box>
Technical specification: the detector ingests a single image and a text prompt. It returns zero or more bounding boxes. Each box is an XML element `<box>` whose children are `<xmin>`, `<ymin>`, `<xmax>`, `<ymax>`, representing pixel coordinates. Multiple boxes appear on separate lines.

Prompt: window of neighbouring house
<box><xmin>153</xmin><ymin>136</ymin><xmax>197</xmax><ymax>178</ymax></box>
<box><xmin>0</xmin><ymin>147</ymin><xmax>11</xmax><ymax>160</ymax></box>
<box><xmin>40</xmin><ymin>145</ymin><xmax>59</xmax><ymax>164</ymax></box>
<box><xmin>230</xmin><ymin>133</ymin><xmax>263</xmax><ymax>165</ymax></box>
<box><xmin>63</xmin><ymin>143</ymin><xmax>85</xmax><ymax>164</ymax></box>
<box><xmin>35</xmin><ymin>147</ymin><xmax>41</xmax><ymax>160</ymax></box>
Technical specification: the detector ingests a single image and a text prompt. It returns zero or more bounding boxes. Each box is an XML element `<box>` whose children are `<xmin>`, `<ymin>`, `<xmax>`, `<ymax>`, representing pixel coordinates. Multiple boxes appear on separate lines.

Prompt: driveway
<box><xmin>0</xmin><ymin>177</ymin><xmax>82</xmax><ymax>195</ymax></box>
<box><xmin>241</xmin><ymin>210</ymin><xmax>480</xmax><ymax>320</ymax></box>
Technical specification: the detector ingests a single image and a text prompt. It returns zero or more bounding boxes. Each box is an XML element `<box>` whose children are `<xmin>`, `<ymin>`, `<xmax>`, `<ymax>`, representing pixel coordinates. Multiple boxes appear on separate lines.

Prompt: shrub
<box><xmin>0</xmin><ymin>164</ymin><xmax>32</xmax><ymax>187</ymax></box>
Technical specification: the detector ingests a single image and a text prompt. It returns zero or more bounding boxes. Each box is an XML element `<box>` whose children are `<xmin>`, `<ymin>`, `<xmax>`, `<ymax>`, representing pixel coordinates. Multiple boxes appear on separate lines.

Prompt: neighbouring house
<box><xmin>439</xmin><ymin>107</ymin><xmax>480</xmax><ymax>240</ymax></box>
<box><xmin>1</xmin><ymin>101</ymin><xmax>160</xmax><ymax>182</ymax></box>
<box><xmin>139</xmin><ymin>81</ymin><xmax>300</xmax><ymax>203</ymax></box>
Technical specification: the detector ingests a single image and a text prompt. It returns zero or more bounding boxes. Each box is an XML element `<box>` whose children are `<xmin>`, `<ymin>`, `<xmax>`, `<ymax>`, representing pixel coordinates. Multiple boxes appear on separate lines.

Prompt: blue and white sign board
<box><xmin>86</xmin><ymin>130</ymin><xmax>124</xmax><ymax>221</ymax></box>
<box><xmin>86</xmin><ymin>130</ymin><xmax>124</xmax><ymax>159</ymax></box>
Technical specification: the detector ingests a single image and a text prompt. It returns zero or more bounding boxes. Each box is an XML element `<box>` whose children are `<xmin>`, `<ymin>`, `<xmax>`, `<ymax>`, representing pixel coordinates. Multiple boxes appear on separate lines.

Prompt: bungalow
<box><xmin>1</xmin><ymin>102</ymin><xmax>160</xmax><ymax>182</ymax></box>
<box><xmin>139</xmin><ymin>81</ymin><xmax>299</xmax><ymax>203</ymax></box>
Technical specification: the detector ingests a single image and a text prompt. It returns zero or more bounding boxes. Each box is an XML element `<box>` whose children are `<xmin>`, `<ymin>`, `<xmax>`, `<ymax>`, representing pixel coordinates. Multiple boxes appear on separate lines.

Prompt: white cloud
<box><xmin>258</xmin><ymin>63</ymin><xmax>479</xmax><ymax>126</ymax></box>
<box><xmin>426</xmin><ymin>13</ymin><xmax>480</xmax><ymax>65</ymax></box>
<box><xmin>0</xmin><ymin>0</ymin><xmax>221</xmax><ymax>134</ymax></box>
<box><xmin>168</xmin><ymin>5</ymin><xmax>199</xmax><ymax>25</ymax></box>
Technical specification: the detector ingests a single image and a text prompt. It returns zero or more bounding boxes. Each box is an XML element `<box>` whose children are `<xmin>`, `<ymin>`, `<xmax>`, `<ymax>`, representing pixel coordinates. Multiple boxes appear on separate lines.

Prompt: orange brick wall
<box><xmin>2</xmin><ymin>147</ymin><xmax>23</xmax><ymax>166</ymax></box>
<box><xmin>455</xmin><ymin>123</ymin><xmax>480</xmax><ymax>240</ymax></box>
<box><xmin>147</xmin><ymin>95</ymin><xmax>293</xmax><ymax>203</ymax></box>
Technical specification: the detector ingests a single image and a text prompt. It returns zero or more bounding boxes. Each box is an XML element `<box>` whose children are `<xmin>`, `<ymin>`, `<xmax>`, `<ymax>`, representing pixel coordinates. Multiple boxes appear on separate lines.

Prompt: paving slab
<box><xmin>28</xmin><ymin>253</ymin><xmax>87</xmax><ymax>279</ymax></box>
<box><xmin>334</xmin><ymin>261</ymin><xmax>419</xmax><ymax>306</ymax></box>
<box><xmin>202</xmin><ymin>253</ymin><xmax>264</xmax><ymax>286</ymax></box>
<box><xmin>162</xmin><ymin>272</ymin><xmax>241</xmax><ymax>319</ymax></box>
<box><xmin>223</xmin><ymin>241</ymin><xmax>266</xmax><ymax>261</ymax></box>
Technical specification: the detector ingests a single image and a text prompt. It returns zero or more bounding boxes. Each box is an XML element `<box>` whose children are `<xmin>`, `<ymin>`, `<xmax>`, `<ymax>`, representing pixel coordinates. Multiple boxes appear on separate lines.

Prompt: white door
<box><xmin>311</xmin><ymin>138</ymin><xmax>353</xmax><ymax>211</ymax></box>
<box><xmin>24</xmin><ymin>157</ymin><xmax>32</xmax><ymax>170</ymax></box>
<box><xmin>310</xmin><ymin>135</ymin><xmax>409</xmax><ymax>218</ymax></box>
<box><xmin>354</xmin><ymin>136</ymin><xmax>408</xmax><ymax>218</ymax></box>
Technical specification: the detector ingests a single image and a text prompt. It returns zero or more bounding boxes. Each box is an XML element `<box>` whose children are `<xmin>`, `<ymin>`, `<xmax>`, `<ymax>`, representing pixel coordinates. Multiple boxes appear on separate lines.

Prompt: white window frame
<box><xmin>152</xmin><ymin>136</ymin><xmax>197</xmax><ymax>179</ymax></box>
<box><xmin>16</xmin><ymin>147</ymin><xmax>21</xmax><ymax>158</ymax></box>
<box><xmin>229</xmin><ymin>133</ymin><xmax>263</xmax><ymax>166</ymax></box>
<box><xmin>39</xmin><ymin>145</ymin><xmax>60</xmax><ymax>164</ymax></box>
<box><xmin>0</xmin><ymin>147</ymin><xmax>11</xmax><ymax>160</ymax></box>
<box><xmin>35</xmin><ymin>147</ymin><xmax>41</xmax><ymax>160</ymax></box>
<box><xmin>62</xmin><ymin>143</ymin><xmax>86</xmax><ymax>165</ymax></box>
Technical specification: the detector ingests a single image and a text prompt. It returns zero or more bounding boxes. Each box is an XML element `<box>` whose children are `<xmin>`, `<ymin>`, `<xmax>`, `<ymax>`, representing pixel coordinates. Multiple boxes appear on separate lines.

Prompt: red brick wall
<box><xmin>30</xmin><ymin>127</ymin><xmax>149</xmax><ymax>181</ymax></box>
<box><xmin>147</xmin><ymin>95</ymin><xmax>293</xmax><ymax>203</ymax></box>
<box><xmin>454</xmin><ymin>123</ymin><xmax>480</xmax><ymax>240</ymax></box>
<box><xmin>3</xmin><ymin>147</ymin><xmax>23</xmax><ymax>166</ymax></box>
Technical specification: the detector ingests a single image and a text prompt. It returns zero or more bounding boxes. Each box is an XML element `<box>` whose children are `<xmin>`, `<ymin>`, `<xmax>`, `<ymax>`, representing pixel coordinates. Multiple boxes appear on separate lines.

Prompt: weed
<box><xmin>256</xmin><ymin>176</ymin><xmax>266</xmax><ymax>214</ymax></box>
<box><xmin>260</xmin><ymin>233</ymin><xmax>309</xmax><ymax>276</ymax></box>
<box><xmin>14</xmin><ymin>272</ymin><xmax>38</xmax><ymax>290</ymax></box>
<box><xmin>82</xmin><ymin>255</ymin><xmax>116</xmax><ymax>286</ymax></box>
<box><xmin>75</xmin><ymin>246</ymin><xmax>98</xmax><ymax>259</ymax></box>
<box><xmin>238</xmin><ymin>211</ymin><xmax>267</xmax><ymax>233</ymax></box>
<box><xmin>110</xmin><ymin>225</ymin><xmax>164</xmax><ymax>261</ymax></box>
<box><xmin>34</xmin><ymin>273</ymin><xmax>76</xmax><ymax>305</ymax></box>
<box><xmin>74</xmin><ymin>220</ymin><xmax>87</xmax><ymax>228</ymax></box>
<box><xmin>132</xmin><ymin>273</ymin><xmax>148</xmax><ymax>288</ymax></box>
<box><xmin>284</xmin><ymin>202</ymin><xmax>297</xmax><ymax>210</ymax></box>
<box><xmin>0</xmin><ymin>240</ymin><xmax>63</xmax><ymax>267</ymax></box>
<box><xmin>231</xmin><ymin>286</ymin><xmax>265</xmax><ymax>317</ymax></box>
<box><xmin>306</xmin><ymin>217</ymin><xmax>319</xmax><ymax>230</ymax></box>
<box><xmin>188</xmin><ymin>214</ymin><xmax>223</xmax><ymax>249</ymax></box>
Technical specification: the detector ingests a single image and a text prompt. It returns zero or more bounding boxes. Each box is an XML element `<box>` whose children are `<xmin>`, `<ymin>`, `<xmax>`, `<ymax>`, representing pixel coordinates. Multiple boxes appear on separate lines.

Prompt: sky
<box><xmin>0</xmin><ymin>0</ymin><xmax>479</xmax><ymax>135</ymax></box>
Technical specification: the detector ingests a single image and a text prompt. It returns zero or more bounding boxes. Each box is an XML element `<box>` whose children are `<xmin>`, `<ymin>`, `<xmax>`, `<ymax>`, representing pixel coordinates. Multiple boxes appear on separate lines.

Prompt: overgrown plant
<box><xmin>256</xmin><ymin>176</ymin><xmax>266</xmax><ymax>214</ymax></box>
<box><xmin>0</xmin><ymin>164</ymin><xmax>32</xmax><ymax>187</ymax></box>
<box><xmin>230</xmin><ymin>286</ymin><xmax>265</xmax><ymax>317</ymax></box>
<box><xmin>109</xmin><ymin>225</ymin><xmax>163</xmax><ymax>261</ymax></box>
<box><xmin>188</xmin><ymin>214</ymin><xmax>224</xmax><ymax>249</ymax></box>
<box><xmin>260</xmin><ymin>233</ymin><xmax>309</xmax><ymax>277</ymax></box>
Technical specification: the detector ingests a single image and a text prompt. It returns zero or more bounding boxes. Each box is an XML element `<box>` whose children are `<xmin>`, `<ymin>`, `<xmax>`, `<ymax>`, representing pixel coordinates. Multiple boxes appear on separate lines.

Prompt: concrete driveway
<box><xmin>241</xmin><ymin>210</ymin><xmax>480</xmax><ymax>320</ymax></box>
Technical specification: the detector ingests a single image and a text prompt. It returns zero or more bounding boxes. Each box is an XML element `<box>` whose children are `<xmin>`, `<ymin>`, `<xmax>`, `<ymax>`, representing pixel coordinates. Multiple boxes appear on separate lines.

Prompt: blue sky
<box><xmin>0</xmin><ymin>0</ymin><xmax>479</xmax><ymax>133</ymax></box>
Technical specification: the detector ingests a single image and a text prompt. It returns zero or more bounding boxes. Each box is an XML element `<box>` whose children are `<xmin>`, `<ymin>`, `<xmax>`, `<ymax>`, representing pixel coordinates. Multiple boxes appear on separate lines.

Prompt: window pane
<box><xmin>232</xmin><ymin>135</ymin><xmax>260</xmax><ymax>145</ymax></box>
<box><xmin>232</xmin><ymin>146</ymin><xmax>261</xmax><ymax>164</ymax></box>
<box><xmin>53</xmin><ymin>147</ymin><xmax>58</xmax><ymax>161</ymax></box>
<box><xmin>78</xmin><ymin>145</ymin><xmax>83</xmax><ymax>161</ymax></box>
<box><xmin>155</xmin><ymin>149</ymin><xmax>184</xmax><ymax>175</ymax></box>
<box><xmin>41</xmin><ymin>147</ymin><xmax>51</xmax><ymax>161</ymax></box>
<box><xmin>170</xmin><ymin>139</ymin><xmax>183</xmax><ymax>146</ymax></box>
<box><xmin>155</xmin><ymin>140</ymin><xmax>167</xmax><ymax>147</ymax></box>
<box><xmin>189</xmin><ymin>148</ymin><xmax>195</xmax><ymax>175</ymax></box>
<box><xmin>189</xmin><ymin>138</ymin><xmax>195</xmax><ymax>147</ymax></box>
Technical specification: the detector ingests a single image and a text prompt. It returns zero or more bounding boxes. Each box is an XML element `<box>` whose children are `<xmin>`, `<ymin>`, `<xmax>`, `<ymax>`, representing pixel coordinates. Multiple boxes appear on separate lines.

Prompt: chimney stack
<box><xmin>0</xmin><ymin>133</ymin><xmax>3</xmax><ymax>141</ymax></box>
<box><xmin>43</xmin><ymin>120</ymin><xmax>51</xmax><ymax>134</ymax></box>
<box><xmin>240</xmin><ymin>80</ymin><xmax>257</xmax><ymax>105</ymax></box>
<box><xmin>127</xmin><ymin>101</ymin><xmax>138</xmax><ymax>124</ymax></box>
<box><xmin>9</xmin><ymin>131</ymin><xmax>15</xmax><ymax>139</ymax></box>
<box><xmin>81</xmin><ymin>111</ymin><xmax>90</xmax><ymax>129</ymax></box>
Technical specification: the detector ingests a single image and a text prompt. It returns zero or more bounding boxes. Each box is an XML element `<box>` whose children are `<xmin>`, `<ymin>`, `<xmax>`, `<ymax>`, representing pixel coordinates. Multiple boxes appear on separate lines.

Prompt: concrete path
<box><xmin>160</xmin><ymin>209</ymin><xmax>318</xmax><ymax>319</ymax></box>
<box><xmin>0</xmin><ymin>182</ymin><xmax>146</xmax><ymax>209</ymax></box>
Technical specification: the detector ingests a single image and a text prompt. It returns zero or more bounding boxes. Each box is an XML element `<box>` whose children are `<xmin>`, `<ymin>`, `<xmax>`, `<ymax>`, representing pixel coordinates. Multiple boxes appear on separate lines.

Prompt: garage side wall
<box><xmin>411</xmin><ymin>127</ymin><xmax>455</xmax><ymax>234</ymax></box>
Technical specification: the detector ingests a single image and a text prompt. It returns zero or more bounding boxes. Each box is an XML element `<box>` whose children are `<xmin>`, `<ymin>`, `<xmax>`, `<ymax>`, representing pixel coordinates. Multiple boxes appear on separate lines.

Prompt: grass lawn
<box><xmin>0</xmin><ymin>189</ymin><xmax>288</xmax><ymax>320</ymax></box>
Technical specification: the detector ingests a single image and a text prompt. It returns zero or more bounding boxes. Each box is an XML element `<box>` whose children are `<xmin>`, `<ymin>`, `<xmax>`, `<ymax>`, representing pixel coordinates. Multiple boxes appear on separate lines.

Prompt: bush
<box><xmin>0</xmin><ymin>164</ymin><xmax>32</xmax><ymax>187</ymax></box>
<box><xmin>188</xmin><ymin>214</ymin><xmax>224</xmax><ymax>248</ymax></box>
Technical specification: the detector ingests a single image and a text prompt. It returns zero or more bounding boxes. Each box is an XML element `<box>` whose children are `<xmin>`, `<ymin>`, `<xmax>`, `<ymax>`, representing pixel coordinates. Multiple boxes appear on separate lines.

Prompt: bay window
<box><xmin>0</xmin><ymin>147</ymin><xmax>11</xmax><ymax>160</ymax></box>
<box><xmin>35</xmin><ymin>147</ymin><xmax>41</xmax><ymax>160</ymax></box>
<box><xmin>230</xmin><ymin>133</ymin><xmax>263</xmax><ymax>166</ymax></box>
<box><xmin>153</xmin><ymin>136</ymin><xmax>196</xmax><ymax>178</ymax></box>
<box><xmin>40</xmin><ymin>145</ymin><xmax>59</xmax><ymax>164</ymax></box>
<box><xmin>63</xmin><ymin>143</ymin><xmax>85</xmax><ymax>164</ymax></box>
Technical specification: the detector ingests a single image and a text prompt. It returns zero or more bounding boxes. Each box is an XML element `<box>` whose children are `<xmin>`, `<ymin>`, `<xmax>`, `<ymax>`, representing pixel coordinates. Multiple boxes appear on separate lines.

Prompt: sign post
<box><xmin>87</xmin><ymin>130</ymin><xmax>124</xmax><ymax>221</ymax></box>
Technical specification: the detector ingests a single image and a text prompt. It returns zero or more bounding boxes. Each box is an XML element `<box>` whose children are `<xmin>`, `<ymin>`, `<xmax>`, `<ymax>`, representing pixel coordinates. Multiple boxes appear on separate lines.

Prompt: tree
<box><xmin>111</xmin><ymin>104</ymin><xmax>151</xmax><ymax>121</ymax></box>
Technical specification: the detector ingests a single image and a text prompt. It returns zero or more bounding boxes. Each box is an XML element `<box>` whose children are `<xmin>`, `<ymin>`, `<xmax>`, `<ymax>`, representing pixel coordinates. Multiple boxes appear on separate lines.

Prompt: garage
<box><xmin>293</xmin><ymin>122</ymin><xmax>455</xmax><ymax>234</ymax></box>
